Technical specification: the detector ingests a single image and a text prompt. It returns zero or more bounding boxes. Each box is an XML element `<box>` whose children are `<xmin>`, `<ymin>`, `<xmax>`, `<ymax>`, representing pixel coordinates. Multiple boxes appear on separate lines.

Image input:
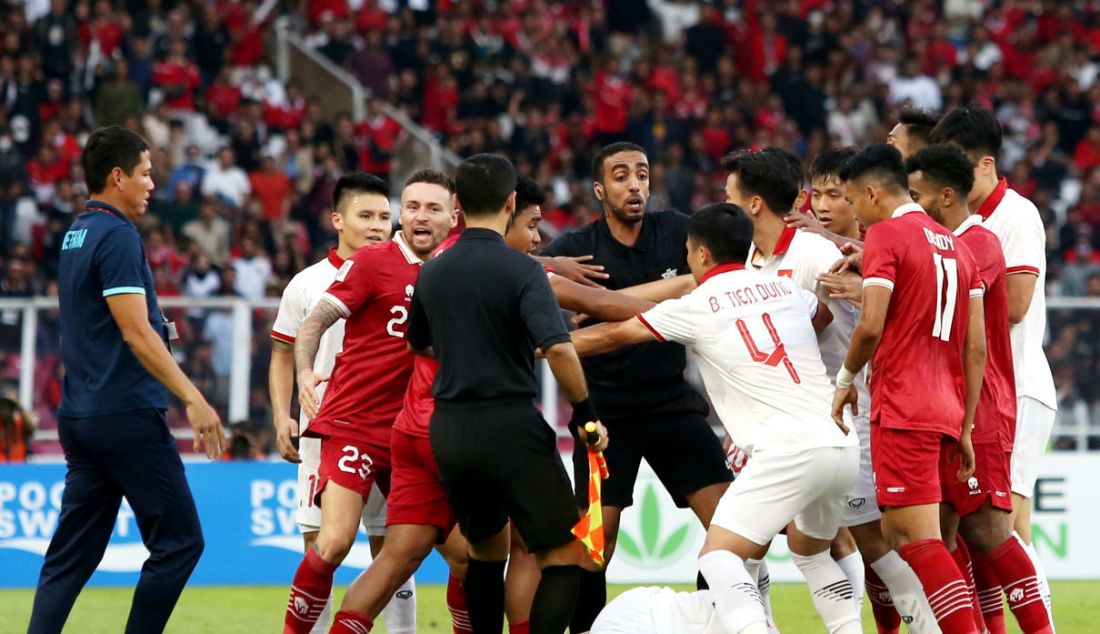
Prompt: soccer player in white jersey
<box><xmin>721</xmin><ymin>148</ymin><xmax>939</xmax><ymax>634</ymax></box>
<box><xmin>930</xmin><ymin>107</ymin><xmax>1058</xmax><ymax>625</ymax></box>
<box><xmin>573</xmin><ymin>203</ymin><xmax>861</xmax><ymax>634</ymax></box>
<box><xmin>269</xmin><ymin>173</ymin><xmax>416</xmax><ymax>634</ymax></box>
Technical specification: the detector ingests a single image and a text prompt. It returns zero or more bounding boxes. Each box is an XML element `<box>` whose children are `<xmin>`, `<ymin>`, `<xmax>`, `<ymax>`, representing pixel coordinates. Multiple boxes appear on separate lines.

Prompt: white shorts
<box><xmin>1011</xmin><ymin>396</ymin><xmax>1056</xmax><ymax>498</ymax></box>
<box><xmin>841</xmin><ymin>416</ymin><xmax>880</xmax><ymax>527</ymax></box>
<box><xmin>591</xmin><ymin>587</ymin><xmax>723</xmax><ymax>634</ymax></box>
<box><xmin>298</xmin><ymin>435</ymin><xmax>388</xmax><ymax>536</ymax></box>
<box><xmin>712</xmin><ymin>445</ymin><xmax>860</xmax><ymax>545</ymax></box>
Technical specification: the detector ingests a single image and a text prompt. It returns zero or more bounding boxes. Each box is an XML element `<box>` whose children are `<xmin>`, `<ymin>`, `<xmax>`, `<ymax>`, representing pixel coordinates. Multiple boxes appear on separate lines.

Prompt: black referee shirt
<box><xmin>541</xmin><ymin>211</ymin><xmax>709</xmax><ymax>418</ymax></box>
<box><xmin>408</xmin><ymin>228</ymin><xmax>571</xmax><ymax>402</ymax></box>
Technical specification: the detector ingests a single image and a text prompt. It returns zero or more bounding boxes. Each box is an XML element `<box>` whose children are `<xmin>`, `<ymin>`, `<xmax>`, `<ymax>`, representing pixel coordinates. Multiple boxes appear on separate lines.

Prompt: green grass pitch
<box><xmin>0</xmin><ymin>581</ymin><xmax>1096</xmax><ymax>633</ymax></box>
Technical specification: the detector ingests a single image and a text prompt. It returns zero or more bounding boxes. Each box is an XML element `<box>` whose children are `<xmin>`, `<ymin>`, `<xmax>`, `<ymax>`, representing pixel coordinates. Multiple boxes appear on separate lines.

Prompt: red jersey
<box><xmin>862</xmin><ymin>204</ymin><xmax>983</xmax><ymax>438</ymax></box>
<box><xmin>392</xmin><ymin>234</ymin><xmax>460</xmax><ymax>439</ymax></box>
<box><xmin>308</xmin><ymin>233</ymin><xmax>423</xmax><ymax>446</ymax></box>
<box><xmin>954</xmin><ymin>215</ymin><xmax>1016</xmax><ymax>450</ymax></box>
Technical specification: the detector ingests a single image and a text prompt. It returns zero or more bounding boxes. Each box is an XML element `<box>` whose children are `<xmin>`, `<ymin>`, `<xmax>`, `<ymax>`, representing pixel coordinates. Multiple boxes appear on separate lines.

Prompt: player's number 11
<box><xmin>932</xmin><ymin>252</ymin><xmax>959</xmax><ymax>342</ymax></box>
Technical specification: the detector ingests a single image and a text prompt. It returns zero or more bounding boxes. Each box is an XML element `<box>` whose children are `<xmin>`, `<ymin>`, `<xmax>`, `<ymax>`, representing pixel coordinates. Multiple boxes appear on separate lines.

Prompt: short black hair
<box><xmin>905</xmin><ymin>144</ymin><xmax>975</xmax><ymax>198</ymax></box>
<box><xmin>928</xmin><ymin>106</ymin><xmax>1002</xmax><ymax>159</ymax></box>
<box><xmin>898</xmin><ymin>108</ymin><xmax>941</xmax><ymax>148</ymax></box>
<box><xmin>455</xmin><ymin>154</ymin><xmax>517</xmax><ymax>218</ymax></box>
<box><xmin>808</xmin><ymin>147</ymin><xmax>857</xmax><ymax>183</ymax></box>
<box><xmin>333</xmin><ymin>172</ymin><xmax>389</xmax><ymax>211</ymax></box>
<box><xmin>592</xmin><ymin>141</ymin><xmax>647</xmax><ymax>181</ymax></box>
<box><xmin>405</xmin><ymin>168</ymin><xmax>455</xmax><ymax>193</ymax></box>
<box><xmin>82</xmin><ymin>126</ymin><xmax>150</xmax><ymax>194</ymax></box>
<box><xmin>515</xmin><ymin>176</ymin><xmax>546</xmax><ymax>211</ymax></box>
<box><xmin>838</xmin><ymin>144</ymin><xmax>909</xmax><ymax>192</ymax></box>
<box><xmin>719</xmin><ymin>149</ymin><xmax>801</xmax><ymax>214</ymax></box>
<box><xmin>687</xmin><ymin>203</ymin><xmax>754</xmax><ymax>264</ymax></box>
<box><xmin>762</xmin><ymin>146</ymin><xmax>805</xmax><ymax>187</ymax></box>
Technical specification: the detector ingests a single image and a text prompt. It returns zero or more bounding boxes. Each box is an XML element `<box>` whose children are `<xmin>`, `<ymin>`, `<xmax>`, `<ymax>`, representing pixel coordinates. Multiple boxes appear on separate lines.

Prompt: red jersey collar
<box><xmin>698</xmin><ymin>263</ymin><xmax>746</xmax><ymax>285</ymax></box>
<box><xmin>976</xmin><ymin>177</ymin><xmax>1008</xmax><ymax>220</ymax></box>
<box><xmin>327</xmin><ymin>248</ymin><xmax>345</xmax><ymax>268</ymax></box>
<box><xmin>773</xmin><ymin>225</ymin><xmax>797</xmax><ymax>256</ymax></box>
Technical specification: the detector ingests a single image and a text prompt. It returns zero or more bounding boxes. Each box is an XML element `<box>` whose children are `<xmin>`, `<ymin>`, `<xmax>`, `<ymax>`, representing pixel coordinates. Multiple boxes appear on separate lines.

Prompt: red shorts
<box><xmin>940</xmin><ymin>442</ymin><xmax>1013</xmax><ymax>516</ymax></box>
<box><xmin>385</xmin><ymin>429</ymin><xmax>456</xmax><ymax>541</ymax></box>
<box><xmin>315</xmin><ymin>435</ymin><xmax>391</xmax><ymax>506</ymax></box>
<box><xmin>871</xmin><ymin>422</ymin><xmax>952</xmax><ymax>508</ymax></box>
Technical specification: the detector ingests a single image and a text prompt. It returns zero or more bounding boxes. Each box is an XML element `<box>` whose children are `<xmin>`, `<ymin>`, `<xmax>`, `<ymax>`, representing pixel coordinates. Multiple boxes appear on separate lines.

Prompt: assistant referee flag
<box><xmin>572</xmin><ymin>422</ymin><xmax>610</xmax><ymax>567</ymax></box>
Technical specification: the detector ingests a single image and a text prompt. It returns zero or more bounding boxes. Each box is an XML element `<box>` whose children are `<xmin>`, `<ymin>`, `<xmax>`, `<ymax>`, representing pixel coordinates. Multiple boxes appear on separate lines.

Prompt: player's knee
<box><xmin>315</xmin><ymin>532</ymin><xmax>355</xmax><ymax>563</ymax></box>
<box><xmin>960</xmin><ymin>519</ymin><xmax>1010</xmax><ymax>554</ymax></box>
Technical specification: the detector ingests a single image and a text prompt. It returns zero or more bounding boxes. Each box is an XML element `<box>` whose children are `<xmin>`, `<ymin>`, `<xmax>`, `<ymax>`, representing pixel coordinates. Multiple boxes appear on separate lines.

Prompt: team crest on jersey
<box><xmin>777</xmin><ymin>270</ymin><xmax>793</xmax><ymax>278</ymax></box>
<box><xmin>335</xmin><ymin>260</ymin><xmax>354</xmax><ymax>282</ymax></box>
<box><xmin>405</xmin><ymin>284</ymin><xmax>414</xmax><ymax>299</ymax></box>
<box><xmin>661</xmin><ymin>267</ymin><xmax>678</xmax><ymax>279</ymax></box>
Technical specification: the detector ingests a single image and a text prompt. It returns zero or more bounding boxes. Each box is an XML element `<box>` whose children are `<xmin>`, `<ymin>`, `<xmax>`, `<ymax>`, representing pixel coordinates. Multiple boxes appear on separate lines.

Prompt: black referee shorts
<box><xmin>573</xmin><ymin>411</ymin><xmax>732</xmax><ymax>509</ymax></box>
<box><xmin>430</xmin><ymin>398</ymin><xmax>578</xmax><ymax>554</ymax></box>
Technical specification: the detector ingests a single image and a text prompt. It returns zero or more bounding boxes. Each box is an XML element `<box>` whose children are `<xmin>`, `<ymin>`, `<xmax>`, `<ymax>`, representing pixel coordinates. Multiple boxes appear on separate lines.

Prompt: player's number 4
<box><xmin>932</xmin><ymin>253</ymin><xmax>958</xmax><ymax>342</ymax></box>
<box><xmin>737</xmin><ymin>313</ymin><xmax>801</xmax><ymax>384</ymax></box>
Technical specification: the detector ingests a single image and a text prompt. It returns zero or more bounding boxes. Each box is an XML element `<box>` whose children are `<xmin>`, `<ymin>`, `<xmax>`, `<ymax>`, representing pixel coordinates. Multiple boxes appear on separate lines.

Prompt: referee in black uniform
<box><xmin>28</xmin><ymin>127</ymin><xmax>224</xmax><ymax>634</ymax></box>
<box><xmin>541</xmin><ymin>142</ymin><xmax>733</xmax><ymax>630</ymax></box>
<box><xmin>408</xmin><ymin>153</ymin><xmax>608</xmax><ymax>634</ymax></box>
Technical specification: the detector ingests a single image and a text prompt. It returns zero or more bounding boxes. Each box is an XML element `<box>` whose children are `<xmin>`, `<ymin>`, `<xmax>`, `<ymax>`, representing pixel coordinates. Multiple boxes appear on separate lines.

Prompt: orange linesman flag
<box><xmin>572</xmin><ymin>447</ymin><xmax>610</xmax><ymax>567</ymax></box>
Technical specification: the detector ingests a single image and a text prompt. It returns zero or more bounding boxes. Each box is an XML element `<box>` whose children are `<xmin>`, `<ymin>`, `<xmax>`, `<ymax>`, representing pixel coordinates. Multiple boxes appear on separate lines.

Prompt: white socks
<box><xmin>746</xmin><ymin>558</ymin><xmax>780</xmax><ymax>633</ymax></box>
<box><xmin>700</xmin><ymin>550</ymin><xmax>770</xmax><ymax>634</ymax></box>
<box><xmin>835</xmin><ymin>552</ymin><xmax>865</xmax><ymax>612</ymax></box>
<box><xmin>791</xmin><ymin>551</ymin><xmax>862</xmax><ymax>634</ymax></box>
<box><xmin>870</xmin><ymin>551</ymin><xmax>939</xmax><ymax>634</ymax></box>
<box><xmin>308</xmin><ymin>591</ymin><xmax>334</xmax><ymax>634</ymax></box>
<box><xmin>380</xmin><ymin>574</ymin><xmax>417</xmax><ymax>634</ymax></box>
<box><xmin>1018</xmin><ymin>533</ymin><xmax>1055</xmax><ymax>630</ymax></box>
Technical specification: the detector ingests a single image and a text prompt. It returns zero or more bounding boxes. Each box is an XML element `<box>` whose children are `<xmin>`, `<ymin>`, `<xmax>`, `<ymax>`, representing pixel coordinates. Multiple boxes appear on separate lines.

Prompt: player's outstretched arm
<box><xmin>534</xmin><ymin>254</ymin><xmax>609</xmax><ymax>288</ymax></box>
<box><xmin>618</xmin><ymin>274</ymin><xmax>697</xmax><ymax>302</ymax></box>
<box><xmin>106</xmin><ymin>294</ymin><xmax>225</xmax><ymax>458</ymax></box>
<box><xmin>269</xmin><ymin>339</ymin><xmax>300</xmax><ymax>463</ymax></box>
<box><xmin>959</xmin><ymin>295</ymin><xmax>987</xmax><ymax>481</ymax></box>
<box><xmin>295</xmin><ymin>301</ymin><xmax>343</xmax><ymax>420</ymax></box>
<box><xmin>570</xmin><ymin>317</ymin><xmax>658</xmax><ymax>358</ymax></box>
<box><xmin>811</xmin><ymin>300</ymin><xmax>834</xmax><ymax>334</ymax></box>
<box><xmin>1005</xmin><ymin>271</ymin><xmax>1038</xmax><ymax>324</ymax></box>
<box><xmin>551</xmin><ymin>275</ymin><xmax>657</xmax><ymax>323</ymax></box>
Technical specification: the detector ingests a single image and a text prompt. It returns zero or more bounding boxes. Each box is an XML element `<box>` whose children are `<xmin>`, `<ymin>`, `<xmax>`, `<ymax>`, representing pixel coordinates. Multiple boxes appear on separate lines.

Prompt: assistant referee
<box><xmin>407</xmin><ymin>153</ymin><xmax>608</xmax><ymax>634</ymax></box>
<box><xmin>28</xmin><ymin>126</ymin><xmax>224</xmax><ymax>634</ymax></box>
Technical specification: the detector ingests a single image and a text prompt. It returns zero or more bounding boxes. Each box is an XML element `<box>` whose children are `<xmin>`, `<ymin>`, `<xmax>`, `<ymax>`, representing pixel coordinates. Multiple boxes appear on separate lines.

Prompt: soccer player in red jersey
<box><xmin>907</xmin><ymin>145</ymin><xmax>1053</xmax><ymax>634</ymax></box>
<box><xmin>283</xmin><ymin>170</ymin><xmax>458</xmax><ymax>634</ymax></box>
<box><xmin>831</xmin><ymin>144</ymin><xmax>986</xmax><ymax>634</ymax></box>
<box><xmin>328</xmin><ymin>178</ymin><xmax>663</xmax><ymax>634</ymax></box>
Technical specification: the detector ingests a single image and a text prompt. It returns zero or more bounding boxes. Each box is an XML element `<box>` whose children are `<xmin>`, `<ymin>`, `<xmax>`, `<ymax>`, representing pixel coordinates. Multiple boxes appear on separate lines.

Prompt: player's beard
<box><xmin>606</xmin><ymin>199</ymin><xmax>646</xmax><ymax>224</ymax></box>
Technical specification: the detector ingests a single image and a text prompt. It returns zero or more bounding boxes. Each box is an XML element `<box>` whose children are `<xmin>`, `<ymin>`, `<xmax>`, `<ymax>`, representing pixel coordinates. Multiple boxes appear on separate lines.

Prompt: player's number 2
<box><xmin>386</xmin><ymin>306</ymin><xmax>408</xmax><ymax>338</ymax></box>
<box><xmin>338</xmin><ymin>445</ymin><xmax>373</xmax><ymax>480</ymax></box>
<box><xmin>932</xmin><ymin>253</ymin><xmax>959</xmax><ymax>342</ymax></box>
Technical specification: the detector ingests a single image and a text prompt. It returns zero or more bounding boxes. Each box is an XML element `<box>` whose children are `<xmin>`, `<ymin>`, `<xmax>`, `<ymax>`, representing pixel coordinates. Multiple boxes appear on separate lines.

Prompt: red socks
<box><xmin>987</xmin><ymin>537</ymin><xmax>1054</xmax><ymax>634</ymax></box>
<box><xmin>865</xmin><ymin>563</ymin><xmax>901</xmax><ymax>634</ymax></box>
<box><xmin>970</xmin><ymin>546</ymin><xmax>1007</xmax><ymax>634</ymax></box>
<box><xmin>329</xmin><ymin>609</ymin><xmax>373</xmax><ymax>633</ymax></box>
<box><xmin>509</xmin><ymin>621</ymin><xmax>531</xmax><ymax>634</ymax></box>
<box><xmin>950</xmin><ymin>539</ymin><xmax>987</xmax><ymax>633</ymax></box>
<box><xmin>447</xmin><ymin>573</ymin><xmax>473</xmax><ymax>634</ymax></box>
<box><xmin>285</xmin><ymin>549</ymin><xmax>338</xmax><ymax>634</ymax></box>
<box><xmin>898</xmin><ymin>539</ymin><xmax>979</xmax><ymax>634</ymax></box>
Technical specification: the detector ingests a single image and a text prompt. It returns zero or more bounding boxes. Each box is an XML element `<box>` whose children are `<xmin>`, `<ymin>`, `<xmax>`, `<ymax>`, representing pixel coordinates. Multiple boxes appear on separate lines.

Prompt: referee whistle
<box><xmin>584</xmin><ymin>421</ymin><xmax>599</xmax><ymax>446</ymax></box>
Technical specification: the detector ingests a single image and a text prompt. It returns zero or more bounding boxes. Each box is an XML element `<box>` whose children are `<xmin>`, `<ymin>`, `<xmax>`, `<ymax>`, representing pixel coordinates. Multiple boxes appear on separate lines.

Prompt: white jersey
<box><xmin>747</xmin><ymin>226</ymin><xmax>871</xmax><ymax>415</ymax></box>
<box><xmin>271</xmin><ymin>249</ymin><xmax>347</xmax><ymax>432</ymax></box>
<box><xmin>979</xmin><ymin>182</ymin><xmax>1057</xmax><ymax>409</ymax></box>
<box><xmin>591</xmin><ymin>587</ymin><xmax>725</xmax><ymax>634</ymax></box>
<box><xmin>639</xmin><ymin>264</ymin><xmax>858</xmax><ymax>454</ymax></box>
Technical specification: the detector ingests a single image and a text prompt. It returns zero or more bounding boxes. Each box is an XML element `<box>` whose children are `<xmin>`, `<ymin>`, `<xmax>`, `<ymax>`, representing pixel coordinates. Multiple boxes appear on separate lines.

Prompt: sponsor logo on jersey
<box><xmin>848</xmin><ymin>497</ymin><xmax>866</xmax><ymax>510</ymax></box>
<box><xmin>886</xmin><ymin>486</ymin><xmax>906</xmax><ymax>493</ymax></box>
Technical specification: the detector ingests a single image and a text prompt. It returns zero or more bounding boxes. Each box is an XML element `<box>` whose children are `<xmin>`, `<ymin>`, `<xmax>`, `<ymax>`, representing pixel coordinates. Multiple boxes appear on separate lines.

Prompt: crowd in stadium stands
<box><xmin>2</xmin><ymin>0</ymin><xmax>1100</xmax><ymax>455</ymax></box>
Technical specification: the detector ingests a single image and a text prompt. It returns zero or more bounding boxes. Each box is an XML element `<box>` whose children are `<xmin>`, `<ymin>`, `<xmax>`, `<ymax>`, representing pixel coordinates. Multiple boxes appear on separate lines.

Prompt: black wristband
<box><xmin>568</xmin><ymin>398</ymin><xmax>599</xmax><ymax>434</ymax></box>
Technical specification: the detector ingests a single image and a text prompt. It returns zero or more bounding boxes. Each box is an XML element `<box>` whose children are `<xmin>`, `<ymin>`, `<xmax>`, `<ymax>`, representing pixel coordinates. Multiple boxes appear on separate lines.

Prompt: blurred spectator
<box><xmin>182</xmin><ymin>200</ymin><xmax>232</xmax><ymax>266</ymax></box>
<box><xmin>95</xmin><ymin>59</ymin><xmax>144</xmax><ymax>128</ymax></box>
<box><xmin>230</xmin><ymin>235</ymin><xmax>272</xmax><ymax>301</ymax></box>
<box><xmin>201</xmin><ymin>147</ymin><xmax>251</xmax><ymax>209</ymax></box>
<box><xmin>250</xmin><ymin>155</ymin><xmax>292</xmax><ymax>222</ymax></box>
<box><xmin>0</xmin><ymin>396</ymin><xmax>34</xmax><ymax>463</ymax></box>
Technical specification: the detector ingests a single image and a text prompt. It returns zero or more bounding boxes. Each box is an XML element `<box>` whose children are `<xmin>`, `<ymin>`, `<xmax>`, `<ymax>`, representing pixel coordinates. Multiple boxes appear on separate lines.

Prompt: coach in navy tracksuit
<box><xmin>28</xmin><ymin>126</ymin><xmax>225</xmax><ymax>634</ymax></box>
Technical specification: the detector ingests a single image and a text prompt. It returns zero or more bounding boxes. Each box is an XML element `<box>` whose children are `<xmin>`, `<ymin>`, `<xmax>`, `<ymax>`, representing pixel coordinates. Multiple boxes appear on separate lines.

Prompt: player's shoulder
<box><xmin>999</xmin><ymin>187</ymin><xmax>1041</xmax><ymax>219</ymax></box>
<box><xmin>790</xmin><ymin>229</ymin><xmax>843</xmax><ymax>261</ymax></box>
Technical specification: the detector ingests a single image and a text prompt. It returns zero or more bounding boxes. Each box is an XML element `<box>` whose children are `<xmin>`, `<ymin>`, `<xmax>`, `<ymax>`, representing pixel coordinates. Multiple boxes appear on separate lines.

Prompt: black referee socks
<box><xmin>531</xmin><ymin>565</ymin><xmax>581</xmax><ymax>634</ymax></box>
<box><xmin>569</xmin><ymin>568</ymin><xmax>606</xmax><ymax>632</ymax></box>
<box><xmin>465</xmin><ymin>558</ymin><xmax>506</xmax><ymax>633</ymax></box>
